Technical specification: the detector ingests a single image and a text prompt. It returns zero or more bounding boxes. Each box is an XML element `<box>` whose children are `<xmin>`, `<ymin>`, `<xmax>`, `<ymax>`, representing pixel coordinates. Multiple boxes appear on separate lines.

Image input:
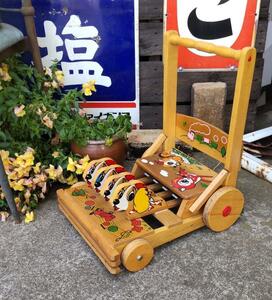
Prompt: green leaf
<box><xmin>221</xmin><ymin>146</ymin><xmax>227</xmax><ymax>157</ymax></box>
<box><xmin>72</xmin><ymin>189</ymin><xmax>86</xmax><ymax>196</ymax></box>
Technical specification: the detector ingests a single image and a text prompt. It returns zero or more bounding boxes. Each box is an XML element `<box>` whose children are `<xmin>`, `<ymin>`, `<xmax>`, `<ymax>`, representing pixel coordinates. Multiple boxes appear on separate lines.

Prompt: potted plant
<box><xmin>70</xmin><ymin>114</ymin><xmax>132</xmax><ymax>164</ymax></box>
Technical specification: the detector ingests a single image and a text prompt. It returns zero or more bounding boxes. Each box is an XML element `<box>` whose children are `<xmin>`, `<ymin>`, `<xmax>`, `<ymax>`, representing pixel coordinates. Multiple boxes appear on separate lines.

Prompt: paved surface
<box><xmin>1</xmin><ymin>159</ymin><xmax>272</xmax><ymax>300</ymax></box>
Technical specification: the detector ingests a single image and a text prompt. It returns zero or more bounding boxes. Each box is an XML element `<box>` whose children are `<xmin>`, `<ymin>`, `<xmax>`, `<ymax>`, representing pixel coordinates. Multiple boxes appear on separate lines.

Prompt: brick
<box><xmin>191</xmin><ymin>82</ymin><xmax>227</xmax><ymax>130</ymax></box>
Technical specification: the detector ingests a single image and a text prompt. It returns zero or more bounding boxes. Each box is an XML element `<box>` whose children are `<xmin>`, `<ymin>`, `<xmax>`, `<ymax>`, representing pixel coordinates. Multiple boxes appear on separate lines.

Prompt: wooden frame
<box><xmin>57</xmin><ymin>31</ymin><xmax>256</xmax><ymax>273</ymax></box>
<box><xmin>0</xmin><ymin>0</ymin><xmax>43</xmax><ymax>73</ymax></box>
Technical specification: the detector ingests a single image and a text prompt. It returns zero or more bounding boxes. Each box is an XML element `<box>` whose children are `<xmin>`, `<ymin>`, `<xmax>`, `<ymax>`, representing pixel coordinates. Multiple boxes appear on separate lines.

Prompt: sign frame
<box><xmin>164</xmin><ymin>0</ymin><xmax>261</xmax><ymax>71</ymax></box>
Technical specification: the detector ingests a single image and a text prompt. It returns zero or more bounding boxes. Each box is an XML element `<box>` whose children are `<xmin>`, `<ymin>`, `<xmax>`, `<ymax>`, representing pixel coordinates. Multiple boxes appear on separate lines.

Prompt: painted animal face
<box><xmin>172</xmin><ymin>169</ymin><xmax>201</xmax><ymax>191</ymax></box>
<box><xmin>94</xmin><ymin>168</ymin><xmax>117</xmax><ymax>190</ymax></box>
<box><xmin>104</xmin><ymin>174</ymin><xmax>135</xmax><ymax>198</ymax></box>
<box><xmin>85</xmin><ymin>159</ymin><xmax>115</xmax><ymax>183</ymax></box>
<box><xmin>113</xmin><ymin>186</ymin><xmax>136</xmax><ymax>211</ymax></box>
<box><xmin>163</xmin><ymin>158</ymin><xmax>180</xmax><ymax>168</ymax></box>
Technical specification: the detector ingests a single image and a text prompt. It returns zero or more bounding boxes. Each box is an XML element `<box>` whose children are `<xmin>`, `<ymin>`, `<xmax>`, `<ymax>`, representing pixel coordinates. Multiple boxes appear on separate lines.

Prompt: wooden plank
<box><xmin>154</xmin><ymin>209</ymin><xmax>182</xmax><ymax>227</ymax></box>
<box><xmin>140</xmin><ymin>55</ymin><xmax>264</xmax><ymax>104</ymax></box>
<box><xmin>139</xmin><ymin>21</ymin><xmax>267</xmax><ymax>57</ymax></box>
<box><xmin>259</xmin><ymin>0</ymin><xmax>270</xmax><ymax>19</ymax></box>
<box><xmin>140</xmin><ymin>103</ymin><xmax>256</xmax><ymax>132</ymax></box>
<box><xmin>58</xmin><ymin>203</ymin><xmax>121</xmax><ymax>274</ymax></box>
<box><xmin>139</xmin><ymin>22</ymin><xmax>163</xmax><ymax>57</ymax></box>
<box><xmin>139</xmin><ymin>0</ymin><xmax>164</xmax><ymax>21</ymax></box>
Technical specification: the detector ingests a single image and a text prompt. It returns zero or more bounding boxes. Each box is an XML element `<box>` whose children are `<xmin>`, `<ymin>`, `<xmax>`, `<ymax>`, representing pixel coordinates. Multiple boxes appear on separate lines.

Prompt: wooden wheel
<box><xmin>203</xmin><ymin>187</ymin><xmax>244</xmax><ymax>232</ymax></box>
<box><xmin>121</xmin><ymin>239</ymin><xmax>154</xmax><ymax>272</ymax></box>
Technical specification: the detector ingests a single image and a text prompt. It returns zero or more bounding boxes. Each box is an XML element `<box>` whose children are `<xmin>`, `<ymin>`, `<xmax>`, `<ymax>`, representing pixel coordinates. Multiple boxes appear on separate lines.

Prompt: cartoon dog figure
<box><xmin>83</xmin><ymin>158</ymin><xmax>115</xmax><ymax>186</ymax></box>
<box><xmin>102</xmin><ymin>173</ymin><xmax>135</xmax><ymax>199</ymax></box>
<box><xmin>93</xmin><ymin>165</ymin><xmax>125</xmax><ymax>192</ymax></box>
<box><xmin>172</xmin><ymin>169</ymin><xmax>201</xmax><ymax>192</ymax></box>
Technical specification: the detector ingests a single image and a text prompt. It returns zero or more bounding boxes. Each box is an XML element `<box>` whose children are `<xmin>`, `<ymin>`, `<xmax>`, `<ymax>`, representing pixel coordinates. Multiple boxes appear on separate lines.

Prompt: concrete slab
<box><xmin>0</xmin><ymin>159</ymin><xmax>272</xmax><ymax>300</ymax></box>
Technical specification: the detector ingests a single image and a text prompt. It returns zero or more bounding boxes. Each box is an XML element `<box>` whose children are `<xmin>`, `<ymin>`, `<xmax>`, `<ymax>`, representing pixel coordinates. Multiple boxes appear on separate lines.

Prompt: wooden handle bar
<box><xmin>169</xmin><ymin>32</ymin><xmax>242</xmax><ymax>61</ymax></box>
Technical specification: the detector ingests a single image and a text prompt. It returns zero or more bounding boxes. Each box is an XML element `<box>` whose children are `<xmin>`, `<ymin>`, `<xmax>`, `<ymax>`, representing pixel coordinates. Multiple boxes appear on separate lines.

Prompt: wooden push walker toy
<box><xmin>57</xmin><ymin>31</ymin><xmax>256</xmax><ymax>274</ymax></box>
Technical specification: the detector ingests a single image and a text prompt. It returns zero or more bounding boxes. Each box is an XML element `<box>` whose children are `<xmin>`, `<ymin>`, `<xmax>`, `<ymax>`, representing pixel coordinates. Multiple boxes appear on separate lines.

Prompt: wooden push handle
<box><xmin>168</xmin><ymin>31</ymin><xmax>242</xmax><ymax>61</ymax></box>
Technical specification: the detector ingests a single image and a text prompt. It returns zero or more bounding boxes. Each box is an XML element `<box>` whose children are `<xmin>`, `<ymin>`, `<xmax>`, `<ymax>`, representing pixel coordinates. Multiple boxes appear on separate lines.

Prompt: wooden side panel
<box><xmin>176</xmin><ymin>113</ymin><xmax>228</xmax><ymax>163</ymax></box>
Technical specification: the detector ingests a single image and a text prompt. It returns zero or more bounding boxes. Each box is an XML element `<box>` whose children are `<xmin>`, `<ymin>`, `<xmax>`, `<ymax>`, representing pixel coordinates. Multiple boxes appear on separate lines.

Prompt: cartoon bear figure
<box><xmin>172</xmin><ymin>169</ymin><xmax>201</xmax><ymax>192</ymax></box>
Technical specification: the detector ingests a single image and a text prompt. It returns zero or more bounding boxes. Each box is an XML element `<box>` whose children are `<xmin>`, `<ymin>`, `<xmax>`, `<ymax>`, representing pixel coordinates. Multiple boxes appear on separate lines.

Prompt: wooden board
<box><xmin>175</xmin><ymin>114</ymin><xmax>228</xmax><ymax>163</ymax></box>
<box><xmin>57</xmin><ymin>184</ymin><xmax>154</xmax><ymax>261</ymax></box>
<box><xmin>136</xmin><ymin>148</ymin><xmax>217</xmax><ymax>199</ymax></box>
<box><xmin>140</xmin><ymin>102</ymin><xmax>256</xmax><ymax>132</ymax></box>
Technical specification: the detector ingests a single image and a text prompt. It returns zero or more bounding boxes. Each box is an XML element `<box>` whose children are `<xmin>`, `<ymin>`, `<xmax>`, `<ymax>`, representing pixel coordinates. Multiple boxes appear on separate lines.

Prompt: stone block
<box><xmin>191</xmin><ymin>82</ymin><xmax>227</xmax><ymax>129</ymax></box>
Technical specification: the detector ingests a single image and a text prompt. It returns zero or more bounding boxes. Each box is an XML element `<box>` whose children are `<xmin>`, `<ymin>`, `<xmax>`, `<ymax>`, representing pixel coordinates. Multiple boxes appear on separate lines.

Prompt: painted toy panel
<box><xmin>99</xmin><ymin>172</ymin><xmax>135</xmax><ymax>199</ymax></box>
<box><xmin>83</xmin><ymin>157</ymin><xmax>116</xmax><ymax>184</ymax></box>
<box><xmin>58</xmin><ymin>184</ymin><xmax>154</xmax><ymax>248</ymax></box>
<box><xmin>136</xmin><ymin>148</ymin><xmax>217</xmax><ymax>199</ymax></box>
<box><xmin>108</xmin><ymin>179</ymin><xmax>168</xmax><ymax>219</ymax></box>
<box><xmin>176</xmin><ymin>114</ymin><xmax>228</xmax><ymax>163</ymax></box>
<box><xmin>92</xmin><ymin>164</ymin><xmax>125</xmax><ymax>191</ymax></box>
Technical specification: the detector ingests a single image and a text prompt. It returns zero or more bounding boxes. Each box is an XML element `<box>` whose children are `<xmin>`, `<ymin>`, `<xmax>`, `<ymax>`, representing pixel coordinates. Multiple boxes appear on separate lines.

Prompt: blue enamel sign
<box><xmin>1</xmin><ymin>0</ymin><xmax>139</xmax><ymax>124</ymax></box>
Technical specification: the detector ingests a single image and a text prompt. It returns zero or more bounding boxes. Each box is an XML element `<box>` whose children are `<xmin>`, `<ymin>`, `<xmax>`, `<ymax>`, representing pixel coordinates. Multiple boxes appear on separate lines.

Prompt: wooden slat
<box><xmin>146</xmin><ymin>183</ymin><xmax>162</xmax><ymax>192</ymax></box>
<box><xmin>154</xmin><ymin>209</ymin><xmax>182</xmax><ymax>227</ymax></box>
<box><xmin>139</xmin><ymin>21</ymin><xmax>267</xmax><ymax>58</ymax></box>
<box><xmin>140</xmin><ymin>55</ymin><xmax>264</xmax><ymax>104</ymax></box>
<box><xmin>140</xmin><ymin>22</ymin><xmax>163</xmax><ymax>57</ymax></box>
<box><xmin>140</xmin><ymin>102</ymin><xmax>256</xmax><ymax>132</ymax></box>
<box><xmin>139</xmin><ymin>0</ymin><xmax>164</xmax><ymax>21</ymax></box>
<box><xmin>156</xmin><ymin>190</ymin><xmax>172</xmax><ymax>199</ymax></box>
<box><xmin>259</xmin><ymin>0</ymin><xmax>270</xmax><ymax>19</ymax></box>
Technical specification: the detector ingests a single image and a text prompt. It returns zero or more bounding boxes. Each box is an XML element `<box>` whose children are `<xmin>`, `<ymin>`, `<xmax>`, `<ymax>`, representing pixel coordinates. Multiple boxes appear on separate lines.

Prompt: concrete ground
<box><xmin>1</xmin><ymin>156</ymin><xmax>272</xmax><ymax>300</ymax></box>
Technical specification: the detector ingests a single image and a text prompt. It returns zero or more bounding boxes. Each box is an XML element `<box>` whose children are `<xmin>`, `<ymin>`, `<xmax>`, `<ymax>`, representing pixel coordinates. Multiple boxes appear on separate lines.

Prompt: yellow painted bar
<box><xmin>224</xmin><ymin>47</ymin><xmax>256</xmax><ymax>186</ymax></box>
<box><xmin>169</xmin><ymin>34</ymin><xmax>241</xmax><ymax>60</ymax></box>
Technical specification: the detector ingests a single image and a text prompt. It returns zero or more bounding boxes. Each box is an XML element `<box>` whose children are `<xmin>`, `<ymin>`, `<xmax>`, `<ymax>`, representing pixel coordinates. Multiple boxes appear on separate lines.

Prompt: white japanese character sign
<box><xmin>177</xmin><ymin>0</ymin><xmax>248</xmax><ymax>57</ymax></box>
<box><xmin>37</xmin><ymin>15</ymin><xmax>112</xmax><ymax>87</ymax></box>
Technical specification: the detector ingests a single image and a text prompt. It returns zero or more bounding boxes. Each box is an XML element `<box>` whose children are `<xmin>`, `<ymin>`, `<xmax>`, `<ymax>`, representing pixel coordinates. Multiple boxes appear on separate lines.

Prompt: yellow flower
<box><xmin>0</xmin><ymin>211</ymin><xmax>9</xmax><ymax>222</ymax></box>
<box><xmin>0</xmin><ymin>150</ymin><xmax>10</xmax><ymax>168</ymax></box>
<box><xmin>52</xmin><ymin>151</ymin><xmax>60</xmax><ymax>158</ymax></box>
<box><xmin>66</xmin><ymin>174</ymin><xmax>78</xmax><ymax>185</ymax></box>
<box><xmin>0</xmin><ymin>64</ymin><xmax>11</xmax><ymax>81</ymax></box>
<box><xmin>82</xmin><ymin>80</ymin><xmax>96</xmax><ymax>96</ymax></box>
<box><xmin>75</xmin><ymin>164</ymin><xmax>84</xmax><ymax>175</ymax></box>
<box><xmin>79</xmin><ymin>155</ymin><xmax>90</xmax><ymax>164</ymax></box>
<box><xmin>67</xmin><ymin>157</ymin><xmax>76</xmax><ymax>172</ymax></box>
<box><xmin>33</xmin><ymin>162</ymin><xmax>41</xmax><ymax>174</ymax></box>
<box><xmin>8</xmin><ymin>171</ymin><xmax>18</xmax><ymax>181</ymax></box>
<box><xmin>51</xmin><ymin>80</ymin><xmax>59</xmax><ymax>89</ymax></box>
<box><xmin>44</xmin><ymin>67</ymin><xmax>52</xmax><ymax>77</ymax></box>
<box><xmin>14</xmin><ymin>105</ymin><xmax>26</xmax><ymax>117</ymax></box>
<box><xmin>24</xmin><ymin>189</ymin><xmax>31</xmax><ymax>202</ymax></box>
<box><xmin>42</xmin><ymin>115</ymin><xmax>53</xmax><ymax>129</ymax></box>
<box><xmin>43</xmin><ymin>81</ymin><xmax>51</xmax><ymax>88</ymax></box>
<box><xmin>55</xmin><ymin>70</ymin><xmax>64</xmax><ymax>86</ymax></box>
<box><xmin>25</xmin><ymin>211</ymin><xmax>35</xmax><ymax>224</ymax></box>
<box><xmin>24</xmin><ymin>178</ymin><xmax>33</xmax><ymax>188</ymax></box>
<box><xmin>79</xmin><ymin>155</ymin><xmax>90</xmax><ymax>170</ymax></box>
<box><xmin>45</xmin><ymin>164</ymin><xmax>58</xmax><ymax>180</ymax></box>
<box><xmin>10</xmin><ymin>179</ymin><xmax>25</xmax><ymax>191</ymax></box>
<box><xmin>14</xmin><ymin>197</ymin><xmax>21</xmax><ymax>204</ymax></box>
